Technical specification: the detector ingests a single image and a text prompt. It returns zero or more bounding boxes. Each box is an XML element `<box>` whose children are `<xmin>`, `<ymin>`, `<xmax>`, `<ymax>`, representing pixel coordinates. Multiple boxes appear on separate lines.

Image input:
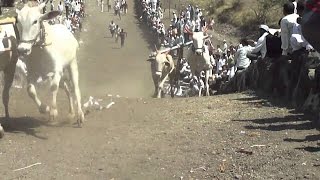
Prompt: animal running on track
<box><xmin>15</xmin><ymin>0</ymin><xmax>85</xmax><ymax>127</ymax></box>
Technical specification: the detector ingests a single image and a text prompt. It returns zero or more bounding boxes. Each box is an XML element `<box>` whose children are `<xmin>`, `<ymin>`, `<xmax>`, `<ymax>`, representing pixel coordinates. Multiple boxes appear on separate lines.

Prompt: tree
<box><xmin>252</xmin><ymin>0</ymin><xmax>287</xmax><ymax>24</ymax></box>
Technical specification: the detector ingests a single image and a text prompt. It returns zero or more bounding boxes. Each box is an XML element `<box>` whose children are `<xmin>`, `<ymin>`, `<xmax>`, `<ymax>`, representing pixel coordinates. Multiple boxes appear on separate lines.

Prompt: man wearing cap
<box><xmin>248</xmin><ymin>25</ymin><xmax>270</xmax><ymax>59</ymax></box>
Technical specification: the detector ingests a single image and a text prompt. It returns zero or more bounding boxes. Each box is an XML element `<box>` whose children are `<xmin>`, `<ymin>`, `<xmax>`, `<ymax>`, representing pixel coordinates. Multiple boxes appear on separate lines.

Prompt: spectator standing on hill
<box><xmin>280</xmin><ymin>2</ymin><xmax>299</xmax><ymax>56</ymax></box>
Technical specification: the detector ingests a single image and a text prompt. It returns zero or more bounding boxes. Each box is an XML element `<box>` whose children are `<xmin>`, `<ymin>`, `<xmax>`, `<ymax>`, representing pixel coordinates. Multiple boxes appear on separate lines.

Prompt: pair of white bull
<box><xmin>0</xmin><ymin>0</ymin><xmax>84</xmax><ymax>137</ymax></box>
<box><xmin>152</xmin><ymin>31</ymin><xmax>212</xmax><ymax>98</ymax></box>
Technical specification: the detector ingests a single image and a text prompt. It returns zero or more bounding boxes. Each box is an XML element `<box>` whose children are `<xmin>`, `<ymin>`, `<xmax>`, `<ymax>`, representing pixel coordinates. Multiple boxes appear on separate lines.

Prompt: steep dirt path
<box><xmin>1</xmin><ymin>92</ymin><xmax>320</xmax><ymax>179</ymax></box>
<box><xmin>78</xmin><ymin>0</ymin><xmax>154</xmax><ymax>98</ymax></box>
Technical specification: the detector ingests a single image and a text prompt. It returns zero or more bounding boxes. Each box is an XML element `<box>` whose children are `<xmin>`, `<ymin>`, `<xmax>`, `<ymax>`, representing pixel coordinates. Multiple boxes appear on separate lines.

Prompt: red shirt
<box><xmin>305</xmin><ymin>0</ymin><xmax>320</xmax><ymax>13</ymax></box>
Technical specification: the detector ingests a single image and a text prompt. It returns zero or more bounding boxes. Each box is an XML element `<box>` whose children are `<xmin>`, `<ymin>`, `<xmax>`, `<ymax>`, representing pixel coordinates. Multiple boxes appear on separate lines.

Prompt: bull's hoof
<box><xmin>77</xmin><ymin>112</ymin><xmax>85</xmax><ymax>128</ymax></box>
<box><xmin>39</xmin><ymin>104</ymin><xmax>50</xmax><ymax>114</ymax></box>
<box><xmin>0</xmin><ymin>124</ymin><xmax>4</xmax><ymax>139</ymax></box>
<box><xmin>49</xmin><ymin>108</ymin><xmax>58</xmax><ymax>121</ymax></box>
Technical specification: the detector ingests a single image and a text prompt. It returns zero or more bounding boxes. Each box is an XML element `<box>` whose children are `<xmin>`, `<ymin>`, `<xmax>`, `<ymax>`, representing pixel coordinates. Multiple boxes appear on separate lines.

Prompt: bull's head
<box><xmin>16</xmin><ymin>0</ymin><xmax>60</xmax><ymax>55</ymax></box>
<box><xmin>191</xmin><ymin>31</ymin><xmax>210</xmax><ymax>56</ymax></box>
<box><xmin>152</xmin><ymin>45</ymin><xmax>171</xmax><ymax>76</ymax></box>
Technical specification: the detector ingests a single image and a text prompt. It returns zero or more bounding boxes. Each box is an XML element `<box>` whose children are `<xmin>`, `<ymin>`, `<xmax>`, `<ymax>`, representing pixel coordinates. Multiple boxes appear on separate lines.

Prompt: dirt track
<box><xmin>0</xmin><ymin>0</ymin><xmax>320</xmax><ymax>179</ymax></box>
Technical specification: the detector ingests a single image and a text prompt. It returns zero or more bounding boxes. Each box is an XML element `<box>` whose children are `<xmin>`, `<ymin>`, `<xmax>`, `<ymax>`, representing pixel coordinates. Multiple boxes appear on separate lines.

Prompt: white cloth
<box><xmin>210</xmin><ymin>55</ymin><xmax>216</xmax><ymax>66</ymax></box>
<box><xmin>218</xmin><ymin>58</ymin><xmax>226</xmax><ymax>71</ymax></box>
<box><xmin>75</xmin><ymin>3</ymin><xmax>81</xmax><ymax>12</ymax></box>
<box><xmin>109</xmin><ymin>22</ymin><xmax>116</xmax><ymax>30</ymax></box>
<box><xmin>235</xmin><ymin>45</ymin><xmax>253</xmax><ymax>69</ymax></box>
<box><xmin>223</xmin><ymin>42</ymin><xmax>228</xmax><ymax>55</ymax></box>
<box><xmin>185</xmin><ymin>11</ymin><xmax>191</xmax><ymax>19</ymax></box>
<box><xmin>250</xmin><ymin>32</ymin><xmax>268</xmax><ymax>58</ymax></box>
<box><xmin>217</xmin><ymin>48</ymin><xmax>223</xmax><ymax>56</ymax></box>
<box><xmin>280</xmin><ymin>13</ymin><xmax>299</xmax><ymax>55</ymax></box>
<box><xmin>172</xmin><ymin>13</ymin><xmax>177</xmax><ymax>23</ymax></box>
<box><xmin>58</xmin><ymin>4</ymin><xmax>64</xmax><ymax>12</ymax></box>
<box><xmin>228</xmin><ymin>66</ymin><xmax>235</xmax><ymax>80</ymax></box>
<box><xmin>194</xmin><ymin>18</ymin><xmax>201</xmax><ymax>31</ymax></box>
<box><xmin>71</xmin><ymin>1</ymin><xmax>77</xmax><ymax>11</ymax></box>
<box><xmin>64</xmin><ymin>19</ymin><xmax>72</xmax><ymax>31</ymax></box>
<box><xmin>293</xmin><ymin>1</ymin><xmax>297</xmax><ymax>14</ymax></box>
<box><xmin>290</xmin><ymin>23</ymin><xmax>313</xmax><ymax>51</ymax></box>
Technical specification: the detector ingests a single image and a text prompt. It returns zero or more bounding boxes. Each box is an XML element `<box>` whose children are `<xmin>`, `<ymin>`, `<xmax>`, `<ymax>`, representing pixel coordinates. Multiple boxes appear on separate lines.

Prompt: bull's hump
<box><xmin>46</xmin><ymin>24</ymin><xmax>78</xmax><ymax>46</ymax></box>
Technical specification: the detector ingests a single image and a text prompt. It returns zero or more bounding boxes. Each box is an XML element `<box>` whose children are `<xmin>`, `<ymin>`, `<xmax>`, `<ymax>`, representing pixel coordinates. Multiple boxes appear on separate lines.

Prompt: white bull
<box><xmin>186</xmin><ymin>31</ymin><xmax>213</xmax><ymax>96</ymax></box>
<box><xmin>149</xmin><ymin>47</ymin><xmax>175</xmax><ymax>98</ymax></box>
<box><xmin>16</xmin><ymin>1</ymin><xmax>84</xmax><ymax>126</ymax></box>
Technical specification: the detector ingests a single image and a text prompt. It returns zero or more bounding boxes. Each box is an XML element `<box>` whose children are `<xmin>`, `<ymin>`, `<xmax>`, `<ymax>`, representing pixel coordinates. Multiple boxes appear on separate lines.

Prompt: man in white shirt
<box><xmin>289</xmin><ymin>1</ymin><xmax>314</xmax><ymax>102</ymax></box>
<box><xmin>235</xmin><ymin>39</ymin><xmax>253</xmax><ymax>71</ymax></box>
<box><xmin>290</xmin><ymin>1</ymin><xmax>313</xmax><ymax>52</ymax></box>
<box><xmin>280</xmin><ymin>2</ymin><xmax>299</xmax><ymax>56</ymax></box>
<box><xmin>218</xmin><ymin>55</ymin><xmax>226</xmax><ymax>72</ymax></box>
<box><xmin>58</xmin><ymin>1</ymin><xmax>64</xmax><ymax>13</ymax></box>
<box><xmin>115</xmin><ymin>25</ymin><xmax>121</xmax><ymax>42</ymax></box>
<box><xmin>50</xmin><ymin>1</ymin><xmax>54</xmax><ymax>11</ymax></box>
<box><xmin>150</xmin><ymin>0</ymin><xmax>157</xmax><ymax>11</ymax></box>
<box><xmin>109</xmin><ymin>20</ymin><xmax>116</xmax><ymax>37</ymax></box>
<box><xmin>216</xmin><ymin>45</ymin><xmax>223</xmax><ymax>57</ymax></box>
<box><xmin>194</xmin><ymin>17</ymin><xmax>201</xmax><ymax>31</ymax></box>
<box><xmin>185</xmin><ymin>9</ymin><xmax>191</xmax><ymax>20</ymax></box>
<box><xmin>172</xmin><ymin>11</ymin><xmax>177</xmax><ymax>24</ymax></box>
<box><xmin>223</xmin><ymin>39</ymin><xmax>228</xmax><ymax>55</ymax></box>
<box><xmin>291</xmin><ymin>23</ymin><xmax>313</xmax><ymax>52</ymax></box>
<box><xmin>71</xmin><ymin>0</ymin><xmax>77</xmax><ymax>14</ymax></box>
<box><xmin>74</xmin><ymin>2</ymin><xmax>81</xmax><ymax>16</ymax></box>
<box><xmin>249</xmin><ymin>24</ymin><xmax>270</xmax><ymax>59</ymax></box>
<box><xmin>64</xmin><ymin>17</ymin><xmax>73</xmax><ymax>33</ymax></box>
<box><xmin>180</xmin><ymin>64</ymin><xmax>192</xmax><ymax>81</ymax></box>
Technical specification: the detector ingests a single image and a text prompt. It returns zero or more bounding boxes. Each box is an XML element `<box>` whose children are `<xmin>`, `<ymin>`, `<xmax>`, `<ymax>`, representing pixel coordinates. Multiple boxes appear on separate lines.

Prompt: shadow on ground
<box><xmin>0</xmin><ymin>116</ymin><xmax>73</xmax><ymax>139</ymax></box>
<box><xmin>232</xmin><ymin>91</ymin><xmax>320</xmax><ymax>152</ymax></box>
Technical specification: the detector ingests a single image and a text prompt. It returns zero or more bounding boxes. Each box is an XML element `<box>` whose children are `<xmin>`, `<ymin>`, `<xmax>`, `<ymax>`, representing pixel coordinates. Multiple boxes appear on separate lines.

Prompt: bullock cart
<box><xmin>0</xmin><ymin>16</ymin><xmax>20</xmax><ymax>139</ymax></box>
